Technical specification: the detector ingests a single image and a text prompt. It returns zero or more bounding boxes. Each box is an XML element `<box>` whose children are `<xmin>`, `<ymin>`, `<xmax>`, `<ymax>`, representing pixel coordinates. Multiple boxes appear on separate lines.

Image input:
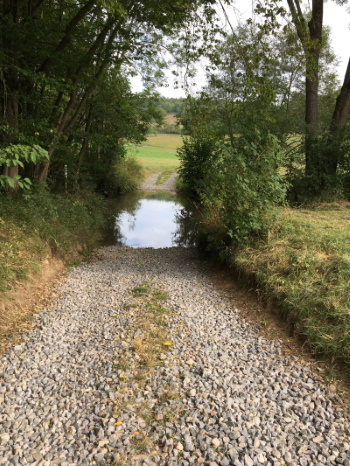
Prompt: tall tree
<box><xmin>286</xmin><ymin>0</ymin><xmax>350</xmax><ymax>189</ymax></box>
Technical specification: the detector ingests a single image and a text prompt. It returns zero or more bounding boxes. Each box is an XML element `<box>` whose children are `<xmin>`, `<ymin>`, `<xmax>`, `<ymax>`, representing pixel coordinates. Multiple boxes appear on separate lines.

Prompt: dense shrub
<box><xmin>113</xmin><ymin>156</ymin><xmax>145</xmax><ymax>194</ymax></box>
<box><xmin>178</xmin><ymin>129</ymin><xmax>286</xmax><ymax>260</ymax></box>
<box><xmin>177</xmin><ymin>136</ymin><xmax>222</xmax><ymax>197</ymax></box>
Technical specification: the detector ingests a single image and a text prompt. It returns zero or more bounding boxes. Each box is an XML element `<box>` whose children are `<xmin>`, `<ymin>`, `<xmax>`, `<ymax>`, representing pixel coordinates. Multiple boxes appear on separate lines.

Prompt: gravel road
<box><xmin>0</xmin><ymin>246</ymin><xmax>349</xmax><ymax>465</ymax></box>
<box><xmin>140</xmin><ymin>173</ymin><xmax>177</xmax><ymax>193</ymax></box>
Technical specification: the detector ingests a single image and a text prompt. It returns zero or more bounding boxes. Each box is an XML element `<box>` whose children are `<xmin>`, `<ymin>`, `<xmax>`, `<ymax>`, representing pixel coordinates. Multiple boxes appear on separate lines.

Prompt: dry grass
<box><xmin>130</xmin><ymin>284</ymin><xmax>172</xmax><ymax>373</ymax></box>
<box><xmin>235</xmin><ymin>202</ymin><xmax>350</xmax><ymax>370</ymax></box>
<box><xmin>164</xmin><ymin>113</ymin><xmax>179</xmax><ymax>125</ymax></box>
<box><xmin>0</xmin><ymin>257</ymin><xmax>64</xmax><ymax>353</ymax></box>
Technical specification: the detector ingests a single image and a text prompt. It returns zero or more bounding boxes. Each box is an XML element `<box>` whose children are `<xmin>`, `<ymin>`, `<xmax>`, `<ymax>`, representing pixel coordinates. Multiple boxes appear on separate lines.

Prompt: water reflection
<box><xmin>104</xmin><ymin>191</ymin><xmax>197</xmax><ymax>248</ymax></box>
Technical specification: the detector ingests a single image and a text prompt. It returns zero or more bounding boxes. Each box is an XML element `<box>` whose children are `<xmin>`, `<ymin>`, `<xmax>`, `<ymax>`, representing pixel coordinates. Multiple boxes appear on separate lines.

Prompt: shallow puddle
<box><xmin>105</xmin><ymin>191</ymin><xmax>196</xmax><ymax>248</ymax></box>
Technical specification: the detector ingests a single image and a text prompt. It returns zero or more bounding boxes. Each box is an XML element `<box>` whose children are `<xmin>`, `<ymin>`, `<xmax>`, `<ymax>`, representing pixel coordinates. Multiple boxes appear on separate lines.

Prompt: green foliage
<box><xmin>0</xmin><ymin>144</ymin><xmax>48</xmax><ymax>166</ymax></box>
<box><xmin>48</xmin><ymin>74</ymin><xmax>163</xmax><ymax>192</ymax></box>
<box><xmin>1</xmin><ymin>0</ymin><xmax>220</xmax><ymax>184</ymax></box>
<box><xmin>113</xmin><ymin>156</ymin><xmax>145</xmax><ymax>194</ymax></box>
<box><xmin>0</xmin><ymin>175</ymin><xmax>31</xmax><ymax>191</ymax></box>
<box><xmin>177</xmin><ymin>135</ymin><xmax>221</xmax><ymax>196</ymax></box>
<box><xmin>196</xmin><ymin>130</ymin><xmax>286</xmax><ymax>258</ymax></box>
<box><xmin>235</xmin><ymin>203</ymin><xmax>350</xmax><ymax>370</ymax></box>
<box><xmin>285</xmin><ymin>125</ymin><xmax>350</xmax><ymax>203</ymax></box>
<box><xmin>155</xmin><ymin>97</ymin><xmax>185</xmax><ymax>115</ymax></box>
<box><xmin>0</xmin><ymin>144</ymin><xmax>48</xmax><ymax>190</ymax></box>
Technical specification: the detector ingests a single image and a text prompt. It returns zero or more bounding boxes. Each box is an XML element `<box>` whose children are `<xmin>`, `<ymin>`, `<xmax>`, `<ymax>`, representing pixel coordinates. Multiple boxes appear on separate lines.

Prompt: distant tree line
<box><xmin>153</xmin><ymin>98</ymin><xmax>185</xmax><ymax>135</ymax></box>
<box><xmin>156</xmin><ymin>98</ymin><xmax>185</xmax><ymax>115</ymax></box>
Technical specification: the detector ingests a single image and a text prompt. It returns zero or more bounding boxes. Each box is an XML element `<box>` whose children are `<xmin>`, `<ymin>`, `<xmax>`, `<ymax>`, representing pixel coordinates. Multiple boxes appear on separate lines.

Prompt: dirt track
<box><xmin>140</xmin><ymin>172</ymin><xmax>177</xmax><ymax>192</ymax></box>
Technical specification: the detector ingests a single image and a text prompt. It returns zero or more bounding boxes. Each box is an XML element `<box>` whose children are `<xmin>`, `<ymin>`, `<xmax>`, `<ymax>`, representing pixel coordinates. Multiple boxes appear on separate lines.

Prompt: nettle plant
<box><xmin>0</xmin><ymin>144</ymin><xmax>48</xmax><ymax>189</ymax></box>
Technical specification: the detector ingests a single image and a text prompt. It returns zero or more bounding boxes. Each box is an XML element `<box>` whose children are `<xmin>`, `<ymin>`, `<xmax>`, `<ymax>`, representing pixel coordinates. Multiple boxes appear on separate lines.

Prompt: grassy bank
<box><xmin>0</xmin><ymin>187</ymin><xmax>106</xmax><ymax>342</ymax></box>
<box><xmin>0</xmin><ymin>187</ymin><xmax>106</xmax><ymax>293</ymax></box>
<box><xmin>233</xmin><ymin>202</ymin><xmax>350</xmax><ymax>371</ymax></box>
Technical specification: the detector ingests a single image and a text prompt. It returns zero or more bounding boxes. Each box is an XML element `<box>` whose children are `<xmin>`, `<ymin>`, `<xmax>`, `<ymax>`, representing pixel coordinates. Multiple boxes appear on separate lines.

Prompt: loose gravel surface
<box><xmin>141</xmin><ymin>173</ymin><xmax>177</xmax><ymax>193</ymax></box>
<box><xmin>1</xmin><ymin>246</ymin><xmax>350</xmax><ymax>466</ymax></box>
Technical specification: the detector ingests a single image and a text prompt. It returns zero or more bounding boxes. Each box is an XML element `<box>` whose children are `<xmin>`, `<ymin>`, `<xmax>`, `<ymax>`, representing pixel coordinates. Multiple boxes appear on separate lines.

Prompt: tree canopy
<box><xmin>1</xmin><ymin>0</ymin><xmax>350</xmax><ymax>200</ymax></box>
<box><xmin>0</xmin><ymin>0</ymin><xmax>220</xmax><ymax>189</ymax></box>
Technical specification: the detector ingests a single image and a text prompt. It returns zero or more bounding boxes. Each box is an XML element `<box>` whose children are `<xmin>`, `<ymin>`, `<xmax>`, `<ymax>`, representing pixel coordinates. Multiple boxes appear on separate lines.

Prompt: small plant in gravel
<box><xmin>132</xmin><ymin>282</ymin><xmax>151</xmax><ymax>297</ymax></box>
<box><xmin>111</xmin><ymin>282</ymin><xmax>181</xmax><ymax>464</ymax></box>
<box><xmin>114</xmin><ymin>358</ymin><xmax>131</xmax><ymax>371</ymax></box>
<box><xmin>153</xmin><ymin>290</ymin><xmax>169</xmax><ymax>300</ymax></box>
<box><xmin>156</xmin><ymin>169</ymin><xmax>175</xmax><ymax>186</ymax></box>
<box><xmin>131</xmin><ymin>433</ymin><xmax>153</xmax><ymax>453</ymax></box>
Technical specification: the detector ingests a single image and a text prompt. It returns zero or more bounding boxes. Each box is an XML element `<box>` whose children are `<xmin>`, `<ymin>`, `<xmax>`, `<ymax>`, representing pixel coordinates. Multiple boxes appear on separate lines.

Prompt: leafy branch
<box><xmin>0</xmin><ymin>144</ymin><xmax>49</xmax><ymax>189</ymax></box>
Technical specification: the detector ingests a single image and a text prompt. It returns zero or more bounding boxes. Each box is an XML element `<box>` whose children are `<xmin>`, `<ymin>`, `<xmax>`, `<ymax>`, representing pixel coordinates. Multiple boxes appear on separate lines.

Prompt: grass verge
<box><xmin>156</xmin><ymin>170</ymin><xmax>174</xmax><ymax>186</ymax></box>
<box><xmin>233</xmin><ymin>202</ymin><xmax>350</xmax><ymax>372</ymax></box>
<box><xmin>0</xmin><ymin>186</ymin><xmax>106</xmax><ymax>343</ymax></box>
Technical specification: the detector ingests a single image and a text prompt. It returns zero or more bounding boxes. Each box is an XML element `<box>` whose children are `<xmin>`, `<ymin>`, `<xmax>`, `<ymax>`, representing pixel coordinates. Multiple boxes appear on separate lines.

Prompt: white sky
<box><xmin>131</xmin><ymin>0</ymin><xmax>350</xmax><ymax>97</ymax></box>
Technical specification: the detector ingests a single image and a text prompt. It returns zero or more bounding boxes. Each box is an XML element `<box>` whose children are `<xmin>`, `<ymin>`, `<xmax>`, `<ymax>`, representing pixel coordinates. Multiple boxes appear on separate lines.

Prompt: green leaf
<box><xmin>6</xmin><ymin>177</ymin><xmax>15</xmax><ymax>188</ymax></box>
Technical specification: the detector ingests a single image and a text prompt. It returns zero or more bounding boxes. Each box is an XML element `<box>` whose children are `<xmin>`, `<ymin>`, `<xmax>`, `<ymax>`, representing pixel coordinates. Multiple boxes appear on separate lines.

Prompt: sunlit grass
<box><xmin>127</xmin><ymin>134</ymin><xmax>182</xmax><ymax>176</ymax></box>
<box><xmin>235</xmin><ymin>202</ymin><xmax>350</xmax><ymax>370</ymax></box>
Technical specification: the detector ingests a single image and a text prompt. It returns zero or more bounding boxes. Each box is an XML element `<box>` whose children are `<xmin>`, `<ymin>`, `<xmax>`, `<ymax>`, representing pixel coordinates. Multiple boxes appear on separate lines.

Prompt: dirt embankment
<box><xmin>0</xmin><ymin>258</ymin><xmax>65</xmax><ymax>354</ymax></box>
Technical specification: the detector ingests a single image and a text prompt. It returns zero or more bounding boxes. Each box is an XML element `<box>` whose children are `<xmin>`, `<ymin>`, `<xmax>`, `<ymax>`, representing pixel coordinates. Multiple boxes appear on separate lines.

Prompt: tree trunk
<box><xmin>326</xmin><ymin>58</ymin><xmax>350</xmax><ymax>175</ymax></box>
<box><xmin>37</xmin><ymin>25</ymin><xmax>119</xmax><ymax>182</ymax></box>
<box><xmin>286</xmin><ymin>0</ymin><xmax>323</xmax><ymax>179</ymax></box>
<box><xmin>38</xmin><ymin>0</ymin><xmax>95</xmax><ymax>74</ymax></box>
<box><xmin>74</xmin><ymin>105</ymin><xmax>93</xmax><ymax>190</ymax></box>
<box><xmin>304</xmin><ymin>0</ymin><xmax>323</xmax><ymax>177</ymax></box>
<box><xmin>2</xmin><ymin>0</ymin><xmax>20</xmax><ymax>185</ymax></box>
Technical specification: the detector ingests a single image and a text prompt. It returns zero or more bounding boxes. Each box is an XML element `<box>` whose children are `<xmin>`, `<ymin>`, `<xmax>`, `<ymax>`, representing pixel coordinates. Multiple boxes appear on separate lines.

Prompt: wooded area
<box><xmin>1</xmin><ymin>0</ymin><xmax>350</xmax><ymax>198</ymax></box>
<box><xmin>0</xmin><ymin>0</ymin><xmax>217</xmax><ymax>192</ymax></box>
<box><xmin>1</xmin><ymin>0</ymin><xmax>350</xmax><ymax>217</ymax></box>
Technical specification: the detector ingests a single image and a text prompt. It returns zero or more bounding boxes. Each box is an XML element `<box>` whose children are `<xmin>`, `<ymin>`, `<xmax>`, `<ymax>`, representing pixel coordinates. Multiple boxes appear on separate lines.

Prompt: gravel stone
<box><xmin>0</xmin><ymin>246</ymin><xmax>349</xmax><ymax>465</ymax></box>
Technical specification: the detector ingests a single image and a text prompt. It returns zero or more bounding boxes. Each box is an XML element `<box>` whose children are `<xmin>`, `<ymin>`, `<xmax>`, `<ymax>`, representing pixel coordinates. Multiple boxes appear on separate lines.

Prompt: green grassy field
<box><xmin>127</xmin><ymin>134</ymin><xmax>182</xmax><ymax>176</ymax></box>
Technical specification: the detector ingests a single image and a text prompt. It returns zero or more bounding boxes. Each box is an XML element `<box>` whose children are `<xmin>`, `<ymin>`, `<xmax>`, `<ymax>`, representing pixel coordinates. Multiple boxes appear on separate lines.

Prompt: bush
<box><xmin>113</xmin><ymin>156</ymin><xmax>145</xmax><ymax>194</ymax></box>
<box><xmin>177</xmin><ymin>136</ymin><xmax>222</xmax><ymax>197</ymax></box>
<box><xmin>180</xmin><ymin>129</ymin><xmax>287</xmax><ymax>260</ymax></box>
